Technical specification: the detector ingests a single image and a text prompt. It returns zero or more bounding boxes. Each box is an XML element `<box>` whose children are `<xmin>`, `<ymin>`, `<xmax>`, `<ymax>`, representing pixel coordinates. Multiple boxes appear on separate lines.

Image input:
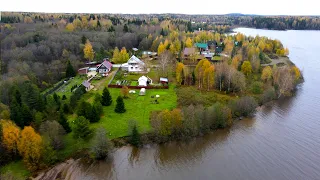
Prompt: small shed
<box><xmin>82</xmin><ymin>80</ymin><xmax>92</xmax><ymax>91</ymax></box>
<box><xmin>160</xmin><ymin>77</ymin><xmax>169</xmax><ymax>85</ymax></box>
<box><xmin>78</xmin><ymin>67</ymin><xmax>89</xmax><ymax>75</ymax></box>
<box><xmin>139</xmin><ymin>88</ymin><xmax>146</xmax><ymax>96</ymax></box>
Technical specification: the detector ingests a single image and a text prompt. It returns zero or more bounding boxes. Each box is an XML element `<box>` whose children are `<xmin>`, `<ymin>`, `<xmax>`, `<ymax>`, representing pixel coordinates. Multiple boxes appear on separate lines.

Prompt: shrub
<box><xmin>251</xmin><ymin>81</ymin><xmax>263</xmax><ymax>94</ymax></box>
<box><xmin>115</xmin><ymin>96</ymin><xmax>126</xmax><ymax>113</ymax></box>
<box><xmin>72</xmin><ymin>116</ymin><xmax>92</xmax><ymax>139</ymax></box>
<box><xmin>229</xmin><ymin>96</ymin><xmax>258</xmax><ymax>117</ymax></box>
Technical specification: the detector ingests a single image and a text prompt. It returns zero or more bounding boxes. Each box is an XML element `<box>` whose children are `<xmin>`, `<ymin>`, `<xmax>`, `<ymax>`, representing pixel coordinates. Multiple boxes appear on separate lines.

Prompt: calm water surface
<box><xmin>42</xmin><ymin>28</ymin><xmax>320</xmax><ymax>180</ymax></box>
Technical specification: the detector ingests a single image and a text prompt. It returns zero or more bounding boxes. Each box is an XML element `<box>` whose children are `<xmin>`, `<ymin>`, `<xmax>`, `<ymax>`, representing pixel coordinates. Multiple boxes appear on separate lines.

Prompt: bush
<box><xmin>228</xmin><ymin>96</ymin><xmax>258</xmax><ymax>117</ymax></box>
<box><xmin>259</xmin><ymin>87</ymin><xmax>276</xmax><ymax>104</ymax></box>
<box><xmin>251</xmin><ymin>81</ymin><xmax>263</xmax><ymax>94</ymax></box>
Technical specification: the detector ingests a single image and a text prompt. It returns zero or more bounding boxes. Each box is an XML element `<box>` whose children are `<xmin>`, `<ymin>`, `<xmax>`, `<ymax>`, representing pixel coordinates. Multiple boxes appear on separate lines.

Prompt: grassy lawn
<box><xmin>0</xmin><ymin>161</ymin><xmax>30</xmax><ymax>179</ymax></box>
<box><xmin>212</xmin><ymin>56</ymin><xmax>222</xmax><ymax>61</ymax></box>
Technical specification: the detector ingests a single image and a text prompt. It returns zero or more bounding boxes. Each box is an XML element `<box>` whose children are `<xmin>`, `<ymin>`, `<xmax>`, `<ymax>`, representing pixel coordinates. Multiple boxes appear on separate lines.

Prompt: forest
<box><xmin>0</xmin><ymin>12</ymin><xmax>304</xmax><ymax>179</ymax></box>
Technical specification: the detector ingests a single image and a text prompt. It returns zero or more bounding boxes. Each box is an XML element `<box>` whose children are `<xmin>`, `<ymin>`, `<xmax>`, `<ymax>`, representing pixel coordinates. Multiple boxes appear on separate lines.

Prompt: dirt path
<box><xmin>262</xmin><ymin>56</ymin><xmax>290</xmax><ymax>66</ymax></box>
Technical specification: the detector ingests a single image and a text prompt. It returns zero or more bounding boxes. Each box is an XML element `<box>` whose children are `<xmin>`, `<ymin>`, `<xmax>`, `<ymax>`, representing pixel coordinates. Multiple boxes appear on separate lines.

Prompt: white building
<box><xmin>138</xmin><ymin>75</ymin><xmax>152</xmax><ymax>86</ymax></box>
<box><xmin>122</xmin><ymin>55</ymin><xmax>145</xmax><ymax>72</ymax></box>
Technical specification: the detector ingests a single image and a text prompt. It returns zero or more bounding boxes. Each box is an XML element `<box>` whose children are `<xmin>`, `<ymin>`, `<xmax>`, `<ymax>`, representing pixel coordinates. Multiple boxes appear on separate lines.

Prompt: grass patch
<box><xmin>54</xmin><ymin>76</ymin><xmax>85</xmax><ymax>98</ymax></box>
<box><xmin>0</xmin><ymin>161</ymin><xmax>30</xmax><ymax>179</ymax></box>
<box><xmin>212</xmin><ymin>56</ymin><xmax>222</xmax><ymax>61</ymax></box>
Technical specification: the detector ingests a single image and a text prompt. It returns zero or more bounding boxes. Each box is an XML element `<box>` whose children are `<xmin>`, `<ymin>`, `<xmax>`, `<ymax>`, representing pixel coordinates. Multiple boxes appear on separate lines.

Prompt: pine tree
<box><xmin>81</xmin><ymin>35</ymin><xmax>87</xmax><ymax>44</ymax></box>
<box><xmin>58</xmin><ymin>111</ymin><xmax>71</xmax><ymax>133</ymax></box>
<box><xmin>160</xmin><ymin>28</ymin><xmax>165</xmax><ymax>36</ymax></box>
<box><xmin>123</xmin><ymin>24</ymin><xmax>129</xmax><ymax>32</ymax></box>
<box><xmin>130</xmin><ymin>124</ymin><xmax>140</xmax><ymax>146</ymax></box>
<box><xmin>115</xmin><ymin>96</ymin><xmax>126</xmax><ymax>113</ymax></box>
<box><xmin>9</xmin><ymin>98</ymin><xmax>23</xmax><ymax>128</ymax></box>
<box><xmin>21</xmin><ymin>103</ymin><xmax>33</xmax><ymax>127</ymax></box>
<box><xmin>66</xmin><ymin>60</ymin><xmax>76</xmax><ymax>78</ymax></box>
<box><xmin>89</xmin><ymin>105</ymin><xmax>100</xmax><ymax>123</ymax></box>
<box><xmin>101</xmin><ymin>88</ymin><xmax>112</xmax><ymax>106</ymax></box>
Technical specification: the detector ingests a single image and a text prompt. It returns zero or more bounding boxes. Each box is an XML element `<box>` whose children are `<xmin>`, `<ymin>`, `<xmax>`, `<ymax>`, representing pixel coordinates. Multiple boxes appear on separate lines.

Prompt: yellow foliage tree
<box><xmin>203</xmin><ymin>65</ymin><xmax>215</xmax><ymax>91</ymax></box>
<box><xmin>231</xmin><ymin>55</ymin><xmax>240</xmax><ymax>69</ymax></box>
<box><xmin>171</xmin><ymin>109</ymin><xmax>182</xmax><ymax>131</ymax></box>
<box><xmin>291</xmin><ymin>66</ymin><xmax>301</xmax><ymax>81</ymax></box>
<box><xmin>159</xmin><ymin>109</ymin><xmax>172</xmax><ymax>136</ymax></box>
<box><xmin>258</xmin><ymin>40</ymin><xmax>266</xmax><ymax>51</ymax></box>
<box><xmin>1</xmin><ymin>120</ymin><xmax>20</xmax><ymax>155</ymax></box>
<box><xmin>241</xmin><ymin>61</ymin><xmax>252</xmax><ymax>76</ymax></box>
<box><xmin>18</xmin><ymin>126</ymin><xmax>43</xmax><ymax>171</ymax></box>
<box><xmin>83</xmin><ymin>40</ymin><xmax>94</xmax><ymax>61</ymax></box>
<box><xmin>120</xmin><ymin>47</ymin><xmax>129</xmax><ymax>63</ymax></box>
<box><xmin>236</xmin><ymin>33</ymin><xmax>244</xmax><ymax>42</ymax></box>
<box><xmin>158</xmin><ymin>42</ymin><xmax>166</xmax><ymax>55</ymax></box>
<box><xmin>112</xmin><ymin>47</ymin><xmax>120</xmax><ymax>63</ymax></box>
<box><xmin>185</xmin><ymin>37</ymin><xmax>193</xmax><ymax>48</ymax></box>
<box><xmin>261</xmin><ymin>66</ymin><xmax>273</xmax><ymax>82</ymax></box>
<box><xmin>65</xmin><ymin>23</ymin><xmax>75</xmax><ymax>32</ymax></box>
<box><xmin>81</xmin><ymin>16</ymin><xmax>88</xmax><ymax>29</ymax></box>
<box><xmin>72</xmin><ymin>18</ymin><xmax>82</xmax><ymax>29</ymax></box>
<box><xmin>176</xmin><ymin>62</ymin><xmax>185</xmax><ymax>85</ymax></box>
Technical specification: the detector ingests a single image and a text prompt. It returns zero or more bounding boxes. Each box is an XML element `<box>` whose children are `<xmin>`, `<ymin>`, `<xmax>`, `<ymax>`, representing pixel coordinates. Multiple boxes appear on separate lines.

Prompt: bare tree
<box><xmin>158</xmin><ymin>50</ymin><xmax>175</xmax><ymax>77</ymax></box>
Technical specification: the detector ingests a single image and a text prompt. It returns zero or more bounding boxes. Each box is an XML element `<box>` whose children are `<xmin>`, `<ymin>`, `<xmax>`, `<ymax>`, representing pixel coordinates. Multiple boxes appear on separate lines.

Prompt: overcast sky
<box><xmin>2</xmin><ymin>0</ymin><xmax>319</xmax><ymax>15</ymax></box>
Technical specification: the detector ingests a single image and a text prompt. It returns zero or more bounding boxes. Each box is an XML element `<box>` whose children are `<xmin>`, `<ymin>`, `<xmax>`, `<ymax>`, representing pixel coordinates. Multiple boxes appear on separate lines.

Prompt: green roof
<box><xmin>195</xmin><ymin>43</ymin><xmax>208</xmax><ymax>49</ymax></box>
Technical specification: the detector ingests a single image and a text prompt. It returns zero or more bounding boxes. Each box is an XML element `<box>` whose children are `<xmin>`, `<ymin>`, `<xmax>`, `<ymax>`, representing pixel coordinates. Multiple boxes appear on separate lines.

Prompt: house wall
<box><xmin>128</xmin><ymin>64</ymin><xmax>144</xmax><ymax>72</ymax></box>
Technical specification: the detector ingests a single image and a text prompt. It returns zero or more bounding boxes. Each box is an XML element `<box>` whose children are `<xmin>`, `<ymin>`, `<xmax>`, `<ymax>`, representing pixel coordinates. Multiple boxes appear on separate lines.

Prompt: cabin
<box><xmin>78</xmin><ymin>67</ymin><xmax>89</xmax><ymax>75</ymax></box>
<box><xmin>96</xmin><ymin>59</ymin><xmax>112</xmax><ymax>76</ymax></box>
<box><xmin>122</xmin><ymin>55</ymin><xmax>146</xmax><ymax>72</ymax></box>
<box><xmin>183</xmin><ymin>47</ymin><xmax>196</xmax><ymax>59</ymax></box>
<box><xmin>160</xmin><ymin>77</ymin><xmax>169</xmax><ymax>85</ymax></box>
<box><xmin>81</xmin><ymin>80</ymin><xmax>92</xmax><ymax>91</ymax></box>
<box><xmin>195</xmin><ymin>43</ymin><xmax>208</xmax><ymax>52</ymax></box>
<box><xmin>138</xmin><ymin>75</ymin><xmax>152</xmax><ymax>86</ymax></box>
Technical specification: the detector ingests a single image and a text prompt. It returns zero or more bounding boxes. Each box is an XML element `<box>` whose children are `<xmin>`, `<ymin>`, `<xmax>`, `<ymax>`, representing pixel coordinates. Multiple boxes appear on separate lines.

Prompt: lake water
<box><xmin>37</xmin><ymin>28</ymin><xmax>320</xmax><ymax>180</ymax></box>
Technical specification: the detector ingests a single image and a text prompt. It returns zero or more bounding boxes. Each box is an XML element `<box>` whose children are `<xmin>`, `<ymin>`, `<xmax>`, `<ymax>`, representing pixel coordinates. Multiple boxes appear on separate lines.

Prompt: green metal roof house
<box><xmin>195</xmin><ymin>43</ymin><xmax>208</xmax><ymax>49</ymax></box>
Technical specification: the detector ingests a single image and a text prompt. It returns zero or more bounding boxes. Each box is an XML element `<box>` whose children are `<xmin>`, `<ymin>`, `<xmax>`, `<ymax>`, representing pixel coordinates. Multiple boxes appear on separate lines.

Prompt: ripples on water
<box><xmin>38</xmin><ymin>29</ymin><xmax>320</xmax><ymax>180</ymax></box>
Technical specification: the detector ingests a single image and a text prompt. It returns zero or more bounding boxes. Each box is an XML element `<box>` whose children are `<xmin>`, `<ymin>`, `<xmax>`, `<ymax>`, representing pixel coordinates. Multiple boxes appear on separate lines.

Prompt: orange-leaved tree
<box><xmin>18</xmin><ymin>126</ymin><xmax>43</xmax><ymax>171</ymax></box>
<box><xmin>1</xmin><ymin>120</ymin><xmax>20</xmax><ymax>155</ymax></box>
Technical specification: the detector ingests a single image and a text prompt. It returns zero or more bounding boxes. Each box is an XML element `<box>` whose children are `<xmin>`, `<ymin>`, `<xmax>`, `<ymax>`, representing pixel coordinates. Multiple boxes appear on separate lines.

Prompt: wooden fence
<box><xmin>108</xmin><ymin>84</ymin><xmax>169</xmax><ymax>89</ymax></box>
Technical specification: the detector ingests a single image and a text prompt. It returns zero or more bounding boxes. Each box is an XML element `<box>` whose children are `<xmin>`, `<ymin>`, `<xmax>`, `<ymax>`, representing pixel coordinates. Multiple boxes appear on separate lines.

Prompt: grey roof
<box><xmin>183</xmin><ymin>48</ymin><xmax>196</xmax><ymax>55</ymax></box>
<box><xmin>97</xmin><ymin>60</ymin><xmax>112</xmax><ymax>70</ymax></box>
<box><xmin>82</xmin><ymin>80</ymin><xmax>91</xmax><ymax>88</ymax></box>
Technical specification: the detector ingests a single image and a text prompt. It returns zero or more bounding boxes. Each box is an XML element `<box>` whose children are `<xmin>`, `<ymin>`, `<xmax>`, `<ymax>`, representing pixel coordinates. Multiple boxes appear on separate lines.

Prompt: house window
<box><xmin>131</xmin><ymin>67</ymin><xmax>133</xmax><ymax>70</ymax></box>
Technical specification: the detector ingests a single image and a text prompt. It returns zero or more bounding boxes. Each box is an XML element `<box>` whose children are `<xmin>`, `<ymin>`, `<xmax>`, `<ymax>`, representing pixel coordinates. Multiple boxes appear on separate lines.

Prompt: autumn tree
<box><xmin>241</xmin><ymin>61</ymin><xmax>252</xmax><ymax>76</ymax></box>
<box><xmin>65</xmin><ymin>23</ymin><xmax>75</xmax><ymax>32</ymax></box>
<box><xmin>112</xmin><ymin>47</ymin><xmax>120</xmax><ymax>63</ymax></box>
<box><xmin>101</xmin><ymin>88</ymin><xmax>112</xmax><ymax>106</ymax></box>
<box><xmin>231</xmin><ymin>54</ymin><xmax>242</xmax><ymax>69</ymax></box>
<box><xmin>261</xmin><ymin>66</ymin><xmax>273</xmax><ymax>82</ymax></box>
<box><xmin>18</xmin><ymin>126</ymin><xmax>43</xmax><ymax>171</ymax></box>
<box><xmin>185</xmin><ymin>37</ymin><xmax>193</xmax><ymax>48</ymax></box>
<box><xmin>119</xmin><ymin>47</ymin><xmax>129</xmax><ymax>63</ymax></box>
<box><xmin>83</xmin><ymin>40</ymin><xmax>94</xmax><ymax>61</ymax></box>
<box><xmin>158</xmin><ymin>51</ymin><xmax>174</xmax><ymax>77</ymax></box>
<box><xmin>176</xmin><ymin>62</ymin><xmax>185</xmax><ymax>85</ymax></box>
<box><xmin>158</xmin><ymin>42</ymin><xmax>166</xmax><ymax>55</ymax></box>
<box><xmin>273</xmin><ymin>66</ymin><xmax>295</xmax><ymax>98</ymax></box>
<box><xmin>121</xmin><ymin>86</ymin><xmax>129</xmax><ymax>98</ymax></box>
<box><xmin>1</xmin><ymin>120</ymin><xmax>20</xmax><ymax>155</ymax></box>
<box><xmin>203</xmin><ymin>65</ymin><xmax>215</xmax><ymax>91</ymax></box>
<box><xmin>291</xmin><ymin>66</ymin><xmax>301</xmax><ymax>81</ymax></box>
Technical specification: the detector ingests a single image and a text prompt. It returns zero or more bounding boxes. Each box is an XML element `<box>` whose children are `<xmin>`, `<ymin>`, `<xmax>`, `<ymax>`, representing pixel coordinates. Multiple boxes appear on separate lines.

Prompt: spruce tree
<box><xmin>90</xmin><ymin>105</ymin><xmax>100</xmax><ymax>123</ymax></box>
<box><xmin>81</xmin><ymin>35</ymin><xmax>87</xmax><ymax>44</ymax></box>
<box><xmin>66</xmin><ymin>61</ymin><xmax>76</xmax><ymax>78</ymax></box>
<box><xmin>9</xmin><ymin>98</ymin><xmax>23</xmax><ymax>128</ymax></box>
<box><xmin>101</xmin><ymin>88</ymin><xmax>112</xmax><ymax>106</ymax></box>
<box><xmin>59</xmin><ymin>111</ymin><xmax>71</xmax><ymax>133</ymax></box>
<box><xmin>130</xmin><ymin>124</ymin><xmax>140</xmax><ymax>146</ymax></box>
<box><xmin>123</xmin><ymin>24</ymin><xmax>129</xmax><ymax>32</ymax></box>
<box><xmin>21</xmin><ymin>103</ymin><xmax>33</xmax><ymax>126</ymax></box>
<box><xmin>115</xmin><ymin>96</ymin><xmax>126</xmax><ymax>113</ymax></box>
<box><xmin>73</xmin><ymin>116</ymin><xmax>92</xmax><ymax>139</ymax></box>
